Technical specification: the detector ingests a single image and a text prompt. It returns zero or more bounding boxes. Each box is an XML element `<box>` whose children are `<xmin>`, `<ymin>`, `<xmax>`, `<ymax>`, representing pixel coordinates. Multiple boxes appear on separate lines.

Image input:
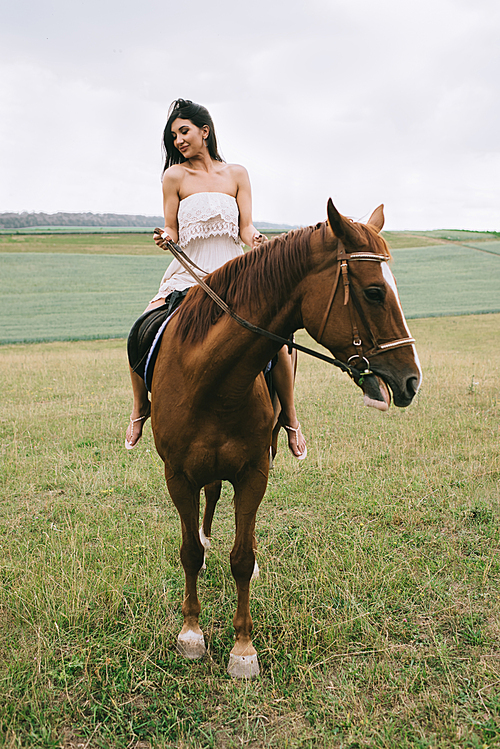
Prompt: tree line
<box><xmin>0</xmin><ymin>212</ymin><xmax>164</xmax><ymax>228</ymax></box>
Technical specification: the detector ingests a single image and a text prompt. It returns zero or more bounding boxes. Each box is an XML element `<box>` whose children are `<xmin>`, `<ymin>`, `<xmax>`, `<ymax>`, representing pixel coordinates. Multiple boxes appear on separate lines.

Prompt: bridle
<box><xmin>316</xmin><ymin>239</ymin><xmax>415</xmax><ymax>381</ymax></box>
<box><xmin>157</xmin><ymin>230</ymin><xmax>415</xmax><ymax>383</ymax></box>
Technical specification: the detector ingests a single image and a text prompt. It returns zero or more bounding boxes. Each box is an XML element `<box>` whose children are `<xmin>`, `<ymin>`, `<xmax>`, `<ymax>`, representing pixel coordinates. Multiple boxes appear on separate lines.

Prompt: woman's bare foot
<box><xmin>125</xmin><ymin>403</ymin><xmax>151</xmax><ymax>450</ymax></box>
<box><xmin>280</xmin><ymin>416</ymin><xmax>307</xmax><ymax>460</ymax></box>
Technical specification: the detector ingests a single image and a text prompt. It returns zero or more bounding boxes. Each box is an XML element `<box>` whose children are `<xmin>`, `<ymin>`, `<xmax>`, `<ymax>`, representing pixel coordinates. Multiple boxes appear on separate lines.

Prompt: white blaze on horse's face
<box><xmin>382</xmin><ymin>262</ymin><xmax>422</xmax><ymax>390</ymax></box>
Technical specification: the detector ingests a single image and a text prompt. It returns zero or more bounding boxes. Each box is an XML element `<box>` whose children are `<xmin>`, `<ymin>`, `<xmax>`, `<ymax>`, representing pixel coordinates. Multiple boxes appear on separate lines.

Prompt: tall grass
<box><xmin>0</xmin><ymin>315</ymin><xmax>499</xmax><ymax>747</ymax></box>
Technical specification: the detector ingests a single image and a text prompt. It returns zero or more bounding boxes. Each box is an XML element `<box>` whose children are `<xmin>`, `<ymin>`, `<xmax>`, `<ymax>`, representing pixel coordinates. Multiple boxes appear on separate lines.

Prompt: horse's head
<box><xmin>302</xmin><ymin>200</ymin><xmax>421</xmax><ymax>409</ymax></box>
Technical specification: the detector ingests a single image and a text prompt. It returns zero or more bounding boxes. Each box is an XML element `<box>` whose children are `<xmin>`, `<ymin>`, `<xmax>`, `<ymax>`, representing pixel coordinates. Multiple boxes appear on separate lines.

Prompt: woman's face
<box><xmin>171</xmin><ymin>117</ymin><xmax>208</xmax><ymax>158</ymax></box>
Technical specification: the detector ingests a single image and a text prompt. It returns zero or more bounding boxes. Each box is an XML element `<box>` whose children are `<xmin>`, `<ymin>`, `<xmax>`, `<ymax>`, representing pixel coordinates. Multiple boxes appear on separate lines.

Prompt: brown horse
<box><xmin>150</xmin><ymin>200</ymin><xmax>421</xmax><ymax>678</ymax></box>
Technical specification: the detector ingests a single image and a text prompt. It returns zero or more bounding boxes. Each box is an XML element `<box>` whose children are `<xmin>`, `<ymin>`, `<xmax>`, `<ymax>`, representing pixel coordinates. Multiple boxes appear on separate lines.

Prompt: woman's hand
<box><xmin>154</xmin><ymin>228</ymin><xmax>173</xmax><ymax>251</ymax></box>
<box><xmin>251</xmin><ymin>231</ymin><xmax>267</xmax><ymax>250</ymax></box>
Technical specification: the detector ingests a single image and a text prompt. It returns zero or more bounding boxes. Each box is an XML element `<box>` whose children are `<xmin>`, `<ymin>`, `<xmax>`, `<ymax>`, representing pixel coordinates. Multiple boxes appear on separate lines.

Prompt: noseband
<box><xmin>316</xmin><ymin>239</ymin><xmax>415</xmax><ymax>380</ymax></box>
<box><xmin>159</xmin><ymin>234</ymin><xmax>414</xmax><ymax>382</ymax></box>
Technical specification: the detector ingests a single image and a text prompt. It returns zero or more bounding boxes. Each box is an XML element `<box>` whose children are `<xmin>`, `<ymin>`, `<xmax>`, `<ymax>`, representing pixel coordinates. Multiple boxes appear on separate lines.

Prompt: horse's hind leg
<box><xmin>167</xmin><ymin>473</ymin><xmax>206</xmax><ymax>660</ymax></box>
<box><xmin>199</xmin><ymin>481</ymin><xmax>222</xmax><ymax>569</ymax></box>
<box><xmin>228</xmin><ymin>463</ymin><xmax>268</xmax><ymax>678</ymax></box>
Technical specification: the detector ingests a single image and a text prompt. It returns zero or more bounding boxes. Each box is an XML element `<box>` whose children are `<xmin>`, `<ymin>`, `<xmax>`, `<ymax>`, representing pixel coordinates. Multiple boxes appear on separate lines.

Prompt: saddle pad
<box><xmin>127</xmin><ymin>289</ymin><xmax>189</xmax><ymax>391</ymax></box>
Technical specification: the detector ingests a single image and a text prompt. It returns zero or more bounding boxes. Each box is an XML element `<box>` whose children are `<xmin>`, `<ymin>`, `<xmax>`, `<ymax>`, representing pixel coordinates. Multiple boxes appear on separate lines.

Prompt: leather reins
<box><xmin>157</xmin><ymin>231</ymin><xmax>414</xmax><ymax>382</ymax></box>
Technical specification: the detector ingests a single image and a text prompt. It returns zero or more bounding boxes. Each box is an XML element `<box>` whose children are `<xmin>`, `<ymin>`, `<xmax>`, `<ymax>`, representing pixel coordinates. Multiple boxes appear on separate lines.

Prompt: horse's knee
<box><xmin>180</xmin><ymin>539</ymin><xmax>205</xmax><ymax>575</ymax></box>
<box><xmin>230</xmin><ymin>547</ymin><xmax>255</xmax><ymax>583</ymax></box>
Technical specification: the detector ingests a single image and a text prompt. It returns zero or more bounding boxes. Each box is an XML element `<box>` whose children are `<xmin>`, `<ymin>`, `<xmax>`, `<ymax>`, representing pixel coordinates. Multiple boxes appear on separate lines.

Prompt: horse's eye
<box><xmin>364</xmin><ymin>287</ymin><xmax>385</xmax><ymax>304</ymax></box>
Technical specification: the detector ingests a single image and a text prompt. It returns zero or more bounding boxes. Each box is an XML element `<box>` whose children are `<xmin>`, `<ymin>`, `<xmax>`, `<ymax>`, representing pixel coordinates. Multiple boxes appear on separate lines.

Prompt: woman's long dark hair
<box><xmin>162</xmin><ymin>99</ymin><xmax>224</xmax><ymax>173</ymax></box>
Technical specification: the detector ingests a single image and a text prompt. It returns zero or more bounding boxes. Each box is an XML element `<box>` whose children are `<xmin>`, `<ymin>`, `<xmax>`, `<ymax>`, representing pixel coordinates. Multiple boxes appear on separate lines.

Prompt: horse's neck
<box><xmin>172</xmin><ymin>225</ymin><xmax>330</xmax><ymax>397</ymax></box>
<box><xmin>186</xmin><ymin>232</ymin><xmax>316</xmax><ymax>391</ymax></box>
<box><xmin>188</xmin><ymin>302</ymin><xmax>297</xmax><ymax>386</ymax></box>
<box><xmin>239</xmin><ymin>229</ymin><xmax>315</xmax><ymax>326</ymax></box>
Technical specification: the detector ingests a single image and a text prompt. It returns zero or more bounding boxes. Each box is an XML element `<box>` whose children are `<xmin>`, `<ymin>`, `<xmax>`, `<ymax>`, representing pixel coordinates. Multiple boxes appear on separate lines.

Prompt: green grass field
<box><xmin>0</xmin><ymin>315</ymin><xmax>499</xmax><ymax>748</ymax></box>
<box><xmin>0</xmin><ymin>232</ymin><xmax>499</xmax><ymax>344</ymax></box>
<box><xmin>390</xmin><ymin>243</ymin><xmax>500</xmax><ymax>318</ymax></box>
<box><xmin>0</xmin><ymin>253</ymin><xmax>170</xmax><ymax>342</ymax></box>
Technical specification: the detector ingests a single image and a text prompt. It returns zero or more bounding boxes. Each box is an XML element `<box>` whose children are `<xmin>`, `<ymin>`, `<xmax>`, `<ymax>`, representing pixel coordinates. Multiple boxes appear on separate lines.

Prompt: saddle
<box><xmin>127</xmin><ymin>287</ymin><xmax>277</xmax><ymax>394</ymax></box>
<box><xmin>127</xmin><ymin>289</ymin><xmax>189</xmax><ymax>391</ymax></box>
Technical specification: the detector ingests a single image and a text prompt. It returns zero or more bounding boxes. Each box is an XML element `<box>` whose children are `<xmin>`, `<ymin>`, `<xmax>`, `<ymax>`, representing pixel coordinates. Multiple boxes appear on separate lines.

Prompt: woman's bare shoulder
<box><xmin>162</xmin><ymin>164</ymin><xmax>186</xmax><ymax>185</ymax></box>
<box><xmin>224</xmin><ymin>163</ymin><xmax>250</xmax><ymax>188</ymax></box>
<box><xmin>224</xmin><ymin>163</ymin><xmax>249</xmax><ymax>177</ymax></box>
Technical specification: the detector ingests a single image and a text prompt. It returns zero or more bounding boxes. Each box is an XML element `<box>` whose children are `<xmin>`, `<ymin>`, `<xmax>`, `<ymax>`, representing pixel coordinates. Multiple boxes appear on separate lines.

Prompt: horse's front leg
<box><xmin>166</xmin><ymin>473</ymin><xmax>206</xmax><ymax>660</ymax></box>
<box><xmin>228</xmin><ymin>461</ymin><xmax>268</xmax><ymax>678</ymax></box>
<box><xmin>199</xmin><ymin>481</ymin><xmax>222</xmax><ymax>570</ymax></box>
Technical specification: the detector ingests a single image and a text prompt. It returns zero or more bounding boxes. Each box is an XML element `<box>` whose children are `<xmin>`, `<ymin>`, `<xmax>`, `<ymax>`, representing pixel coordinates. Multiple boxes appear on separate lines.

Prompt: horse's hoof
<box><xmin>176</xmin><ymin>630</ymin><xmax>206</xmax><ymax>660</ymax></box>
<box><xmin>227</xmin><ymin>652</ymin><xmax>260</xmax><ymax>678</ymax></box>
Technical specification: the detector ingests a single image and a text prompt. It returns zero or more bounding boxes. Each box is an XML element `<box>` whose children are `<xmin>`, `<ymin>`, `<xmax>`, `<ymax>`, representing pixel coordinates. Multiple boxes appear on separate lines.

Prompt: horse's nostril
<box><xmin>407</xmin><ymin>376</ymin><xmax>419</xmax><ymax>398</ymax></box>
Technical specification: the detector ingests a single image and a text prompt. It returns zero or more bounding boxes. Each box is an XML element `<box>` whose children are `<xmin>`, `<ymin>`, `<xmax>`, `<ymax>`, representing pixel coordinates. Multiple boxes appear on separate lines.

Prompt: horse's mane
<box><xmin>173</xmin><ymin>216</ymin><xmax>390</xmax><ymax>345</ymax></box>
<box><xmin>174</xmin><ymin>222</ymin><xmax>326</xmax><ymax>345</ymax></box>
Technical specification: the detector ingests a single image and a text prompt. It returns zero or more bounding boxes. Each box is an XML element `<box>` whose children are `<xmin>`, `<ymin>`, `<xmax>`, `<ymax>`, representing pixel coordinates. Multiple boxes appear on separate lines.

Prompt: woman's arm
<box><xmin>234</xmin><ymin>165</ymin><xmax>266</xmax><ymax>250</ymax></box>
<box><xmin>154</xmin><ymin>167</ymin><xmax>182</xmax><ymax>247</ymax></box>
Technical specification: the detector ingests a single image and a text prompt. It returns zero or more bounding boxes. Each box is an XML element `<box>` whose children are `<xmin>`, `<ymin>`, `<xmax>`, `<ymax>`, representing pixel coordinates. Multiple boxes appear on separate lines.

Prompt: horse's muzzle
<box><xmin>360</xmin><ymin>373</ymin><xmax>391</xmax><ymax>411</ymax></box>
<box><xmin>361</xmin><ymin>369</ymin><xmax>419</xmax><ymax>409</ymax></box>
<box><xmin>384</xmin><ymin>371</ymin><xmax>420</xmax><ymax>408</ymax></box>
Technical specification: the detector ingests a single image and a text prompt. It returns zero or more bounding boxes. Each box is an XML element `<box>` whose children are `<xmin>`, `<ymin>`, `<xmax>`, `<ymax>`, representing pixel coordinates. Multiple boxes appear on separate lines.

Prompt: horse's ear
<box><xmin>367</xmin><ymin>204</ymin><xmax>385</xmax><ymax>233</ymax></box>
<box><xmin>327</xmin><ymin>198</ymin><xmax>357</xmax><ymax>241</ymax></box>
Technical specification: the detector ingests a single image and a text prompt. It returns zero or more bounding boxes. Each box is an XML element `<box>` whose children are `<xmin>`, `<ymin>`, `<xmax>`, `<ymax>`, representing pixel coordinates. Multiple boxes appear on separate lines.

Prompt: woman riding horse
<box><xmin>125</xmin><ymin>99</ymin><xmax>421</xmax><ymax>679</ymax></box>
<box><xmin>149</xmin><ymin>198</ymin><xmax>421</xmax><ymax>678</ymax></box>
<box><xmin>125</xmin><ymin>99</ymin><xmax>307</xmax><ymax>459</ymax></box>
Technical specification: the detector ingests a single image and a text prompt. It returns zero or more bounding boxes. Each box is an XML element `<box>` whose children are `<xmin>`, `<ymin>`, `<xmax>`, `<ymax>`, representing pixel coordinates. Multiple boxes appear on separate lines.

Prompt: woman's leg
<box><xmin>272</xmin><ymin>346</ymin><xmax>307</xmax><ymax>458</ymax></box>
<box><xmin>125</xmin><ymin>367</ymin><xmax>151</xmax><ymax>448</ymax></box>
<box><xmin>125</xmin><ymin>298</ymin><xmax>166</xmax><ymax>448</ymax></box>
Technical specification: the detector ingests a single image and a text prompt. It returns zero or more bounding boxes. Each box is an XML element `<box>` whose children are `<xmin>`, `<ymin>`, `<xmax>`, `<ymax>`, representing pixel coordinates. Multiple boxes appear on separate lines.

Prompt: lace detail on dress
<box><xmin>178</xmin><ymin>192</ymin><xmax>241</xmax><ymax>247</ymax></box>
<box><xmin>150</xmin><ymin>192</ymin><xmax>245</xmax><ymax>302</ymax></box>
<box><xmin>180</xmin><ymin>216</ymin><xmax>240</xmax><ymax>245</ymax></box>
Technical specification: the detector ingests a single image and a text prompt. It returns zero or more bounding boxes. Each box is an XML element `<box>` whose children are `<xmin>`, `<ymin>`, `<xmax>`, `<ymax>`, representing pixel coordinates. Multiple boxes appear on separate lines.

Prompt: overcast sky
<box><xmin>1</xmin><ymin>0</ymin><xmax>499</xmax><ymax>230</ymax></box>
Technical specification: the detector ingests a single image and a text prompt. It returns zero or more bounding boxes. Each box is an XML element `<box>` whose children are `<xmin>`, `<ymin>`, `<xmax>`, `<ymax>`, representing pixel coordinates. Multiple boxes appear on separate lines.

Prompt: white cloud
<box><xmin>1</xmin><ymin>0</ymin><xmax>499</xmax><ymax>229</ymax></box>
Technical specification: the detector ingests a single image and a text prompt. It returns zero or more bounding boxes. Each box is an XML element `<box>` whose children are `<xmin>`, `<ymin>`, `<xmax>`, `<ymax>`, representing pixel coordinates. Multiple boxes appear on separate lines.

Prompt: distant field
<box><xmin>0</xmin><ymin>231</ymin><xmax>291</xmax><ymax>255</ymax></box>
<box><xmin>1</xmin><ymin>228</ymin><xmax>499</xmax><ymax>252</ymax></box>
<box><xmin>0</xmin><ymin>232</ymin><xmax>499</xmax><ymax>343</ymax></box>
<box><xmin>0</xmin><ymin>253</ymin><xmax>170</xmax><ymax>342</ymax></box>
<box><xmin>383</xmin><ymin>229</ymin><xmax>500</xmax><ymax>248</ymax></box>
<box><xmin>390</xmin><ymin>242</ymin><xmax>500</xmax><ymax>318</ymax></box>
<box><xmin>0</xmin><ymin>233</ymin><xmax>161</xmax><ymax>255</ymax></box>
<box><xmin>0</xmin><ymin>225</ymin><xmax>156</xmax><ymax>235</ymax></box>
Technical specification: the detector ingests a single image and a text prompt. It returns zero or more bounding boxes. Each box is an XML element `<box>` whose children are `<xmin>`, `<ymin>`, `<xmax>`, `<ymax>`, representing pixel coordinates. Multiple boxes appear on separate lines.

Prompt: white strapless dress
<box><xmin>151</xmin><ymin>192</ymin><xmax>244</xmax><ymax>301</ymax></box>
